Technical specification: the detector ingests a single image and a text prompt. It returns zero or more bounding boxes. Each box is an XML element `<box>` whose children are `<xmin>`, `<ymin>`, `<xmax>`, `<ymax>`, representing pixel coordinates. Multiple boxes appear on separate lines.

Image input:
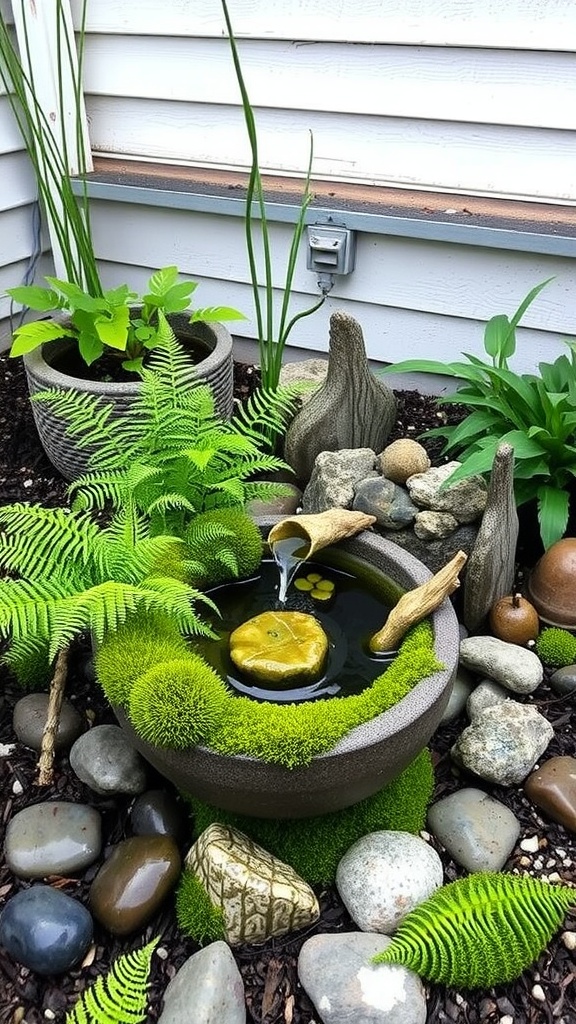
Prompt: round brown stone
<box><xmin>89</xmin><ymin>835</ymin><xmax>181</xmax><ymax>935</ymax></box>
<box><xmin>524</xmin><ymin>756</ymin><xmax>576</xmax><ymax>833</ymax></box>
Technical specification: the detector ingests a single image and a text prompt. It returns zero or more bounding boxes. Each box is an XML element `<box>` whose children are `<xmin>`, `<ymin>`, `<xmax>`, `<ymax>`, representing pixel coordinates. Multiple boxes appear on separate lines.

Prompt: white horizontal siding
<box><xmin>74</xmin><ymin>0</ymin><xmax>576</xmax><ymax>51</ymax></box>
<box><xmin>87</xmin><ymin>200</ymin><xmax>576</xmax><ymax>376</ymax></box>
<box><xmin>86</xmin><ymin>97</ymin><xmax>576</xmax><ymax>203</ymax></box>
<box><xmin>0</xmin><ymin>253</ymin><xmax>55</xmax><ymax>351</ymax></box>
<box><xmin>83</xmin><ymin>37</ymin><xmax>576</xmax><ymax>132</ymax></box>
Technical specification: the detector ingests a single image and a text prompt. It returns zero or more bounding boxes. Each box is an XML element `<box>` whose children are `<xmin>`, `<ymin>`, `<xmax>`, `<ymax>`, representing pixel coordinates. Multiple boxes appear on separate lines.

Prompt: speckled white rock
<box><xmin>459</xmin><ymin>636</ymin><xmax>543</xmax><ymax>694</ymax></box>
<box><xmin>466</xmin><ymin>679</ymin><xmax>511</xmax><ymax>719</ymax></box>
<box><xmin>157</xmin><ymin>941</ymin><xmax>245</xmax><ymax>1024</ymax></box>
<box><xmin>298</xmin><ymin>932</ymin><xmax>426</xmax><ymax>1024</ymax></box>
<box><xmin>451</xmin><ymin>702</ymin><xmax>554</xmax><ymax>785</ymax></box>
<box><xmin>335</xmin><ymin>831</ymin><xmax>443</xmax><ymax>934</ymax></box>
<box><xmin>406</xmin><ymin>462</ymin><xmax>487</xmax><ymax>523</ymax></box>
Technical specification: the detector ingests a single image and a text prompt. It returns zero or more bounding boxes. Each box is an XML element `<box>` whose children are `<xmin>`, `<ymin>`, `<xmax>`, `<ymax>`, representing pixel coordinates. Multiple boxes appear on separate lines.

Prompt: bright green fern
<box><xmin>65</xmin><ymin>937</ymin><xmax>157</xmax><ymax>1023</ymax></box>
<box><xmin>372</xmin><ymin>872</ymin><xmax>574</xmax><ymax>988</ymax></box>
<box><xmin>35</xmin><ymin>315</ymin><xmax>300</xmax><ymax>536</ymax></box>
<box><xmin>185</xmin><ymin>506</ymin><xmax>264</xmax><ymax>586</ymax></box>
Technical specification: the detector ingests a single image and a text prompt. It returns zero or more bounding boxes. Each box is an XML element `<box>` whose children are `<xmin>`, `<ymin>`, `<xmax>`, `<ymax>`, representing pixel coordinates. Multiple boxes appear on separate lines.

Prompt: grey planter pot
<box><xmin>114</xmin><ymin>520</ymin><xmax>460</xmax><ymax>819</ymax></box>
<box><xmin>23</xmin><ymin>314</ymin><xmax>234</xmax><ymax>481</ymax></box>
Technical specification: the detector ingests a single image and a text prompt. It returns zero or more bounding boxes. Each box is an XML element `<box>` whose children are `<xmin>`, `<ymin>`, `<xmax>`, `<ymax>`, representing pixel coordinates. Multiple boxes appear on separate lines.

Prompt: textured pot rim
<box><xmin>162</xmin><ymin>517</ymin><xmax>459</xmax><ymax>766</ymax></box>
<box><xmin>22</xmin><ymin>315</ymin><xmax>233</xmax><ymax>396</ymax></box>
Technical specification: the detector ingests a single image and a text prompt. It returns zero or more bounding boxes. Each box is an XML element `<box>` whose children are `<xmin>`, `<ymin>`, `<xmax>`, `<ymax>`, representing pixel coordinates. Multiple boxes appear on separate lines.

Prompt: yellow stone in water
<box><xmin>229</xmin><ymin>611</ymin><xmax>328</xmax><ymax>685</ymax></box>
<box><xmin>306</xmin><ymin>573</ymin><xmax>322</xmax><ymax>583</ymax></box>
<box><xmin>311</xmin><ymin>588</ymin><xmax>332</xmax><ymax>601</ymax></box>
<box><xmin>315</xmin><ymin>579</ymin><xmax>335</xmax><ymax>592</ymax></box>
<box><xmin>294</xmin><ymin>577</ymin><xmax>314</xmax><ymax>592</ymax></box>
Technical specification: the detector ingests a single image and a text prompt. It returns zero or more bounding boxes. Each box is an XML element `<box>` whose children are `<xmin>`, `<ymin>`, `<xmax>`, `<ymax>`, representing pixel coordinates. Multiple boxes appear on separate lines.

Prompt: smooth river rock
<box><xmin>90</xmin><ymin>835</ymin><xmax>181</xmax><ymax>935</ymax></box>
<box><xmin>185</xmin><ymin>824</ymin><xmax>319</xmax><ymax>946</ymax></box>
<box><xmin>335</xmin><ymin>831</ymin><xmax>443</xmax><ymax>934</ymax></box>
<box><xmin>466</xmin><ymin>679</ymin><xmax>511</xmax><ymax>719</ymax></box>
<box><xmin>427</xmin><ymin>788</ymin><xmax>520</xmax><ymax>872</ymax></box>
<box><xmin>12</xmin><ymin>693</ymin><xmax>83</xmax><ymax>752</ymax></box>
<box><xmin>524</xmin><ymin>756</ymin><xmax>576</xmax><ymax>833</ymax></box>
<box><xmin>549</xmin><ymin>665</ymin><xmax>576</xmax><ymax>697</ymax></box>
<box><xmin>130</xmin><ymin>789</ymin><xmax>184</xmax><ymax>840</ymax></box>
<box><xmin>451</xmin><ymin>702</ymin><xmax>554</xmax><ymax>785</ymax></box>
<box><xmin>5</xmin><ymin>801</ymin><xmax>102</xmax><ymax>879</ymax></box>
<box><xmin>0</xmin><ymin>885</ymin><xmax>93</xmax><ymax>975</ymax></box>
<box><xmin>158</xmin><ymin>941</ymin><xmax>246</xmax><ymax>1024</ymax></box>
<box><xmin>459</xmin><ymin>636</ymin><xmax>543</xmax><ymax>694</ymax></box>
<box><xmin>298</xmin><ymin>932</ymin><xmax>426</xmax><ymax>1024</ymax></box>
<box><xmin>69</xmin><ymin>724</ymin><xmax>147</xmax><ymax>795</ymax></box>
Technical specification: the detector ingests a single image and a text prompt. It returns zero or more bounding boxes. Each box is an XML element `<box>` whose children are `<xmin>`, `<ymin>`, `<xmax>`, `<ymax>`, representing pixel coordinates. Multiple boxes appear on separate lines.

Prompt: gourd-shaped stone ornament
<box><xmin>284</xmin><ymin>311</ymin><xmax>397</xmax><ymax>483</ymax></box>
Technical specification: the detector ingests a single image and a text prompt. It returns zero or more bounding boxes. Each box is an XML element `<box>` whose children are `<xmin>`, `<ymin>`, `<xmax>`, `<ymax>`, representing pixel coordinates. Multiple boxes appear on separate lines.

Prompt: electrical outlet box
<box><xmin>306</xmin><ymin>225</ymin><xmax>356</xmax><ymax>276</ymax></box>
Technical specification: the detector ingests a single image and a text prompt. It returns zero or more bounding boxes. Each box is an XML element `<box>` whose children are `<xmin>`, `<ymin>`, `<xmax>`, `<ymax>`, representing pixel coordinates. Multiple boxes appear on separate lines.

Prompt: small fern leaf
<box><xmin>372</xmin><ymin>872</ymin><xmax>574</xmax><ymax>989</ymax></box>
<box><xmin>65</xmin><ymin>937</ymin><xmax>157</xmax><ymax>1023</ymax></box>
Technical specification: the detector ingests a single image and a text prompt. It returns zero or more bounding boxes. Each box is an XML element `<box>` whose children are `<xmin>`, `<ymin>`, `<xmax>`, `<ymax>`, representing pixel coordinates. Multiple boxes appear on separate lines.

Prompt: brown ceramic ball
<box><xmin>488</xmin><ymin>594</ymin><xmax>540</xmax><ymax>645</ymax></box>
<box><xmin>379</xmin><ymin>439</ymin><xmax>431</xmax><ymax>485</ymax></box>
<box><xmin>527</xmin><ymin>538</ymin><xmax>576</xmax><ymax>628</ymax></box>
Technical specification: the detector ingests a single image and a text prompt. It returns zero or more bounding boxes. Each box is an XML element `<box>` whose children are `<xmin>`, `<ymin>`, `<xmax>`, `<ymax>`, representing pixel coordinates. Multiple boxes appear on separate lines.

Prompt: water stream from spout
<box><xmin>272</xmin><ymin>535</ymin><xmax>311</xmax><ymax>605</ymax></box>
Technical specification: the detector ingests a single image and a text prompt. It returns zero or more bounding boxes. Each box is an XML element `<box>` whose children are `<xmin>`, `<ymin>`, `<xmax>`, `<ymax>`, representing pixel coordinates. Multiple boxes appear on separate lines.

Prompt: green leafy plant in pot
<box><xmin>381</xmin><ymin>278</ymin><xmax>576</xmax><ymax>549</ymax></box>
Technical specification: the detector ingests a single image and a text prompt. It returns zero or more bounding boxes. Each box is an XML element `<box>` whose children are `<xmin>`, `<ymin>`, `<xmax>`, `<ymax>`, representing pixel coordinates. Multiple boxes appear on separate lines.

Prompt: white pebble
<box><xmin>44</xmin><ymin>1012</ymin><xmax>56</xmax><ymax>1021</ymax></box>
<box><xmin>547</xmin><ymin>872</ymin><xmax>562</xmax><ymax>883</ymax></box>
<box><xmin>519</xmin><ymin>856</ymin><xmax>531</xmax><ymax>867</ymax></box>
<box><xmin>520</xmin><ymin>836</ymin><xmax>539</xmax><ymax>853</ymax></box>
<box><xmin>557</xmin><ymin>849</ymin><xmax>567</xmax><ymax>858</ymax></box>
<box><xmin>545</xmin><ymin>858</ymin><xmax>556</xmax><ymax>868</ymax></box>
<box><xmin>156</xmin><ymin>946</ymin><xmax>169</xmax><ymax>960</ymax></box>
<box><xmin>500</xmin><ymin>1016</ymin><xmax>514</xmax><ymax>1024</ymax></box>
<box><xmin>533</xmin><ymin>858</ymin><xmax>544</xmax><ymax>870</ymax></box>
<box><xmin>531</xmin><ymin>984</ymin><xmax>545</xmax><ymax>1002</ymax></box>
<box><xmin>0</xmin><ymin>743</ymin><xmax>16</xmax><ymax>757</ymax></box>
<box><xmin>562</xmin><ymin>931</ymin><xmax>576</xmax><ymax>951</ymax></box>
<box><xmin>12</xmin><ymin>780</ymin><xmax>23</xmax><ymax>796</ymax></box>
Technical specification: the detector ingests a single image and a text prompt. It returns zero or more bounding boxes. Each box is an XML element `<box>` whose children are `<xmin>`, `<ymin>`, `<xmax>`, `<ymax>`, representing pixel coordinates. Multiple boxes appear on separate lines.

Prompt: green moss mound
<box><xmin>128</xmin><ymin>656</ymin><xmax>230</xmax><ymax>749</ymax></box>
<box><xmin>186</xmin><ymin>507</ymin><xmax>264</xmax><ymax>587</ymax></box>
<box><xmin>95</xmin><ymin>611</ymin><xmax>189</xmax><ymax>706</ymax></box>
<box><xmin>535</xmin><ymin>627</ymin><xmax>576</xmax><ymax>668</ymax></box>
<box><xmin>187</xmin><ymin>749</ymin><xmax>434</xmax><ymax>884</ymax></box>
<box><xmin>175</xmin><ymin>871</ymin><xmax>225</xmax><ymax>944</ymax></box>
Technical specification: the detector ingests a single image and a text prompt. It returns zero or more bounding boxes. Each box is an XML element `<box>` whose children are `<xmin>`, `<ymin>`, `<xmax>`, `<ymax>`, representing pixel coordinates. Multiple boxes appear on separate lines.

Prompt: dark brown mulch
<box><xmin>0</xmin><ymin>350</ymin><xmax>575</xmax><ymax>1024</ymax></box>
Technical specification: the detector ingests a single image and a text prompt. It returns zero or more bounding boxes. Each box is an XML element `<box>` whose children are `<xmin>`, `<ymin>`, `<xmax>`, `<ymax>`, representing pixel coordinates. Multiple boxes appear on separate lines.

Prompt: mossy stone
<box><xmin>229</xmin><ymin>610</ymin><xmax>328</xmax><ymax>685</ymax></box>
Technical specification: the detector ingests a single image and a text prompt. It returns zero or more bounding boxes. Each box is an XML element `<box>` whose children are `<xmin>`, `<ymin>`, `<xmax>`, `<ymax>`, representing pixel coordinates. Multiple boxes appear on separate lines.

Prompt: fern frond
<box><xmin>231</xmin><ymin>384</ymin><xmax>301</xmax><ymax>444</ymax></box>
<box><xmin>32</xmin><ymin>387</ymin><xmax>117</xmax><ymax>446</ymax></box>
<box><xmin>373</xmin><ymin>872</ymin><xmax>575</xmax><ymax>989</ymax></box>
<box><xmin>0</xmin><ymin>504</ymin><xmax>100</xmax><ymax>584</ymax></box>
<box><xmin>65</xmin><ymin>937</ymin><xmax>157</xmax><ymax>1023</ymax></box>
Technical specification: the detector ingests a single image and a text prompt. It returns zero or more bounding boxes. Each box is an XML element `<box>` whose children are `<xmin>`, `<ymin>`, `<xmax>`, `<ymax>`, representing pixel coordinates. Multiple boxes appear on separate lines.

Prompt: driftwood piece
<box><xmin>369</xmin><ymin>550</ymin><xmax>468</xmax><ymax>652</ymax></box>
<box><xmin>36</xmin><ymin>646</ymin><xmax>70</xmax><ymax>786</ymax></box>
<box><xmin>268</xmin><ymin>508</ymin><xmax>376</xmax><ymax>559</ymax></box>
<box><xmin>463</xmin><ymin>443</ymin><xmax>518</xmax><ymax>633</ymax></box>
<box><xmin>283</xmin><ymin>311</ymin><xmax>397</xmax><ymax>482</ymax></box>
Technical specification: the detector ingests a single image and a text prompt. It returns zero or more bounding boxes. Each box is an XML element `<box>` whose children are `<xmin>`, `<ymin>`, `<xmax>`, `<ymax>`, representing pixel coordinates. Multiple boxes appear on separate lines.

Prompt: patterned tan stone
<box><xmin>185</xmin><ymin>823</ymin><xmax>320</xmax><ymax>945</ymax></box>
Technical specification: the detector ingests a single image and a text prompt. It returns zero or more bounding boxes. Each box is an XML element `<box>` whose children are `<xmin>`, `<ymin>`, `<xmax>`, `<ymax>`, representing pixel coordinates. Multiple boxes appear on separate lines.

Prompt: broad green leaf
<box><xmin>380</xmin><ymin>359</ymin><xmax>471</xmax><ymax>378</ymax></box>
<box><xmin>45</xmin><ymin>277</ymin><xmax>106</xmax><ymax>313</ymax></box>
<box><xmin>497</xmin><ymin>429</ymin><xmax>547</xmax><ymax>459</ymax></box>
<box><xmin>537</xmin><ymin>484</ymin><xmax>570</xmax><ymax>550</ymax></box>
<box><xmin>94</xmin><ymin>307</ymin><xmax>130</xmax><ymax>349</ymax></box>
<box><xmin>438</xmin><ymin>409</ymin><xmax>506</xmax><ymax>450</ymax></box>
<box><xmin>78</xmin><ymin>332</ymin><xmax>103</xmax><ymax>366</ymax></box>
<box><xmin>438</xmin><ymin>441</ymin><xmax>501</xmax><ymax>485</ymax></box>
<box><xmin>121</xmin><ymin>357</ymin><xmax>144</xmax><ymax>373</ymax></box>
<box><xmin>483</xmin><ymin>314</ymin><xmax>512</xmax><ymax>361</ymax></box>
<box><xmin>146</xmin><ymin>266</ymin><xmax>181</xmax><ymax>296</ymax></box>
<box><xmin>512</xmin><ymin>458</ymin><xmax>550</xmax><ymax>479</ymax></box>
<box><xmin>10</xmin><ymin>320</ymin><xmax>70</xmax><ymax>355</ymax></box>
<box><xmin>6</xmin><ymin>285</ymin><xmax>60</xmax><ymax>311</ymax></box>
<box><xmin>189</xmin><ymin>306</ymin><xmax>247</xmax><ymax>323</ymax></box>
<box><xmin>161</xmin><ymin>281</ymin><xmax>200</xmax><ymax>313</ymax></box>
<box><xmin>104</xmin><ymin>284</ymin><xmax>136</xmax><ymax>306</ymax></box>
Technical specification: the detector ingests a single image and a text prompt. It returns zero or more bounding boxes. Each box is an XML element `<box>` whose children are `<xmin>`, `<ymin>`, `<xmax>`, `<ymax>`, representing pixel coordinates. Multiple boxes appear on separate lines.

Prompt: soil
<box><xmin>0</xmin><ymin>351</ymin><xmax>575</xmax><ymax>1024</ymax></box>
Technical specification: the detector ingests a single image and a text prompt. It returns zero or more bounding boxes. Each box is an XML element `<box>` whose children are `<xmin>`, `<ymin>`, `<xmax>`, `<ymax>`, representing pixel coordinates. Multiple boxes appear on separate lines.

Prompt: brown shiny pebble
<box><xmin>524</xmin><ymin>756</ymin><xmax>576</xmax><ymax>833</ymax></box>
<box><xmin>89</xmin><ymin>835</ymin><xmax>181</xmax><ymax>935</ymax></box>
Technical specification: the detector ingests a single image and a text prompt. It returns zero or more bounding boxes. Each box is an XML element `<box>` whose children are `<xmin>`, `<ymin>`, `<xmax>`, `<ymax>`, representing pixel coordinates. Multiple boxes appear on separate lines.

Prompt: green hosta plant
<box><xmin>381</xmin><ymin>279</ymin><xmax>576</xmax><ymax>549</ymax></box>
<box><xmin>8</xmin><ymin>266</ymin><xmax>245</xmax><ymax>373</ymax></box>
<box><xmin>35</xmin><ymin>314</ymin><xmax>299</xmax><ymax>539</ymax></box>
<box><xmin>373</xmin><ymin>872</ymin><xmax>574</xmax><ymax>989</ymax></box>
<box><xmin>65</xmin><ymin>937</ymin><xmax>157</xmax><ymax>1023</ymax></box>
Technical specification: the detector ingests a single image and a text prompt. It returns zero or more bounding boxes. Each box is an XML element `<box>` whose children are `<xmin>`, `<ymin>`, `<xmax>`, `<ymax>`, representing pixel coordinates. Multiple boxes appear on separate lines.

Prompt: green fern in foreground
<box><xmin>373</xmin><ymin>872</ymin><xmax>574</xmax><ymax>989</ymax></box>
<box><xmin>65</xmin><ymin>938</ymin><xmax>157</xmax><ymax>1023</ymax></box>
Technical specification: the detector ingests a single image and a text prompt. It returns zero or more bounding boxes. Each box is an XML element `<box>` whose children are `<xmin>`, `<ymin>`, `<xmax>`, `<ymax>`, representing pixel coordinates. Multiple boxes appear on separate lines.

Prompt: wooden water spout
<box><xmin>268</xmin><ymin>508</ymin><xmax>377</xmax><ymax>560</ymax></box>
<box><xmin>369</xmin><ymin>550</ymin><xmax>468</xmax><ymax>652</ymax></box>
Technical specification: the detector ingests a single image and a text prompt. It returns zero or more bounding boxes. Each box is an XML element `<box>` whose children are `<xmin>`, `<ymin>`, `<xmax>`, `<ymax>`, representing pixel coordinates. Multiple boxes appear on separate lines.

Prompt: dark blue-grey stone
<box><xmin>130</xmin><ymin>789</ymin><xmax>184</xmax><ymax>839</ymax></box>
<box><xmin>0</xmin><ymin>885</ymin><xmax>93</xmax><ymax>975</ymax></box>
<box><xmin>550</xmin><ymin>665</ymin><xmax>576</xmax><ymax>697</ymax></box>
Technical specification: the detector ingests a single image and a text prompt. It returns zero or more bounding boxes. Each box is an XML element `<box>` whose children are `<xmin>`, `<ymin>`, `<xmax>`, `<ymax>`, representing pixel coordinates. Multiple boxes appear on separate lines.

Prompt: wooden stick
<box><xmin>369</xmin><ymin>551</ymin><xmax>468</xmax><ymax>653</ymax></box>
<box><xmin>36</xmin><ymin>646</ymin><xmax>70</xmax><ymax>786</ymax></box>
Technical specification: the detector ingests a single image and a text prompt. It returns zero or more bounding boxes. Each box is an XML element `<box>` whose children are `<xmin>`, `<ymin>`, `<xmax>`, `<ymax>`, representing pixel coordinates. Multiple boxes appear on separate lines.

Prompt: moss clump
<box><xmin>186</xmin><ymin>749</ymin><xmax>434</xmax><ymax>884</ymax></box>
<box><xmin>175</xmin><ymin>871</ymin><xmax>225</xmax><ymax>943</ymax></box>
<box><xmin>535</xmin><ymin>627</ymin><xmax>576</xmax><ymax>668</ymax></box>
<box><xmin>95</xmin><ymin>611</ymin><xmax>189</xmax><ymax>706</ymax></box>
<box><xmin>185</xmin><ymin>507</ymin><xmax>263</xmax><ymax>587</ymax></box>
<box><xmin>128</xmin><ymin>656</ymin><xmax>229</xmax><ymax>749</ymax></box>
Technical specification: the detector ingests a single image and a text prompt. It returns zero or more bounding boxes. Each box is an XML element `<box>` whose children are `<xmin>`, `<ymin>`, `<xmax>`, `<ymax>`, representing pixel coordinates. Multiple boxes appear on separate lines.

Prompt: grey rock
<box><xmin>549</xmin><ymin>665</ymin><xmax>576</xmax><ymax>697</ymax></box>
<box><xmin>459</xmin><ymin>636</ymin><xmax>543</xmax><ymax>694</ymax></box>
<box><xmin>279</xmin><ymin>357</ymin><xmax>327</xmax><ymax>391</ymax></box>
<box><xmin>158</xmin><ymin>941</ymin><xmax>246</xmax><ymax>1024</ymax></box>
<box><xmin>467</xmin><ymin>680</ymin><xmax>511</xmax><ymax>719</ymax></box>
<box><xmin>378</xmin><ymin>523</ymin><xmax>478</xmax><ymax>575</ymax></box>
<box><xmin>440</xmin><ymin>667</ymin><xmax>475</xmax><ymax>724</ymax></box>
<box><xmin>284</xmin><ymin>312</ymin><xmax>397</xmax><ymax>483</ymax></box>
<box><xmin>335</xmin><ymin>831</ymin><xmax>443</xmax><ymax>934</ymax></box>
<box><xmin>69</xmin><ymin>724</ymin><xmax>147</xmax><ymax>795</ymax></box>
<box><xmin>451</xmin><ymin>702</ymin><xmax>554</xmax><ymax>785</ymax></box>
<box><xmin>406</xmin><ymin>462</ymin><xmax>487</xmax><ymax>522</ymax></box>
<box><xmin>302</xmin><ymin>449</ymin><xmax>376</xmax><ymax>512</ymax></box>
<box><xmin>353</xmin><ymin>477</ymin><xmax>418</xmax><ymax>530</ymax></box>
<box><xmin>463</xmin><ymin>443</ymin><xmax>519</xmax><ymax>632</ymax></box>
<box><xmin>0</xmin><ymin>885</ymin><xmax>93</xmax><ymax>975</ymax></box>
<box><xmin>427</xmin><ymin>787</ymin><xmax>520</xmax><ymax>872</ymax></box>
<box><xmin>13</xmin><ymin>693</ymin><xmax>83</xmax><ymax>752</ymax></box>
<box><xmin>298</xmin><ymin>932</ymin><xmax>426</xmax><ymax>1024</ymax></box>
<box><xmin>130</xmin><ymin>789</ymin><xmax>184</xmax><ymax>839</ymax></box>
<box><xmin>413</xmin><ymin>510</ymin><xmax>459</xmax><ymax>541</ymax></box>
<box><xmin>5</xmin><ymin>801</ymin><xmax>102</xmax><ymax>879</ymax></box>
